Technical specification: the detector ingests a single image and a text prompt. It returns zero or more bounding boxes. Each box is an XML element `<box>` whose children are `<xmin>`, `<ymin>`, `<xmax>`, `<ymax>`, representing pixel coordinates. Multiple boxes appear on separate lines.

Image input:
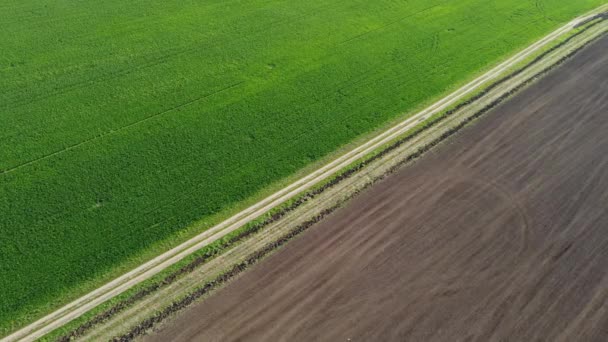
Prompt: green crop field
<box><xmin>0</xmin><ymin>0</ymin><xmax>604</xmax><ymax>334</ymax></box>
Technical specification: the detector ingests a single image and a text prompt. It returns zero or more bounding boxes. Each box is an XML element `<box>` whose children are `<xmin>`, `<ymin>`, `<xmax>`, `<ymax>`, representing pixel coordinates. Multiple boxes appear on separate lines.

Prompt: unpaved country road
<box><xmin>147</xmin><ymin>36</ymin><xmax>608</xmax><ymax>342</ymax></box>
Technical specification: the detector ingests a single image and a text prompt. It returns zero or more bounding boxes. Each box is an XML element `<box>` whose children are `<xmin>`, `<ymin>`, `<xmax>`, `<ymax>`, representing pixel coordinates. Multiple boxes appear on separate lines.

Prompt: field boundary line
<box><xmin>0</xmin><ymin>81</ymin><xmax>244</xmax><ymax>175</ymax></box>
<box><xmin>3</xmin><ymin>5</ymin><xmax>607</xmax><ymax>342</ymax></box>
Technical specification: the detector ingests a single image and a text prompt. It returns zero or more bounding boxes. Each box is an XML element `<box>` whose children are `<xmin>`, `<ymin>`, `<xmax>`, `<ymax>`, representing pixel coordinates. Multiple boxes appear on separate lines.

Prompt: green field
<box><xmin>0</xmin><ymin>0</ymin><xmax>604</xmax><ymax>333</ymax></box>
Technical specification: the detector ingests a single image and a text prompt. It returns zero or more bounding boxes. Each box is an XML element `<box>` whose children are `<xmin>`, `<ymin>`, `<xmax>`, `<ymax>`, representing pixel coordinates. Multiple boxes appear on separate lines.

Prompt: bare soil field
<box><xmin>147</xmin><ymin>36</ymin><xmax>608</xmax><ymax>342</ymax></box>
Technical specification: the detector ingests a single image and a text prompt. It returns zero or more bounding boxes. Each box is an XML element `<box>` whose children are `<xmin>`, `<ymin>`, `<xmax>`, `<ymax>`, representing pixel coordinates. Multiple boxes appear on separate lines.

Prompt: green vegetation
<box><xmin>0</xmin><ymin>0</ymin><xmax>604</xmax><ymax>334</ymax></box>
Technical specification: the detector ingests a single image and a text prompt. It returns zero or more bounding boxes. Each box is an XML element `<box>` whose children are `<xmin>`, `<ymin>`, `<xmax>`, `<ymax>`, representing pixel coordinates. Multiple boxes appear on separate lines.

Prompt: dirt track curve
<box><xmin>148</xmin><ymin>36</ymin><xmax>608</xmax><ymax>342</ymax></box>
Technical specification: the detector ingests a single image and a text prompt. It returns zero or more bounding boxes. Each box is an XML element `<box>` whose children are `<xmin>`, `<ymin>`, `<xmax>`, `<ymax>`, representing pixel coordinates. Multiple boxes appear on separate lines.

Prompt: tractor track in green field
<box><xmin>338</xmin><ymin>1</ymin><xmax>447</xmax><ymax>45</ymax></box>
<box><xmin>0</xmin><ymin>81</ymin><xmax>245</xmax><ymax>175</ymax></box>
<box><xmin>0</xmin><ymin>1</ymin><xmax>345</xmax><ymax>111</ymax></box>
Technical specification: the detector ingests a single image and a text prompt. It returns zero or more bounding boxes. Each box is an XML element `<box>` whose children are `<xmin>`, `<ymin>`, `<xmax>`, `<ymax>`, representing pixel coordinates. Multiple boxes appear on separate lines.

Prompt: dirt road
<box><xmin>148</xmin><ymin>35</ymin><xmax>608</xmax><ymax>342</ymax></box>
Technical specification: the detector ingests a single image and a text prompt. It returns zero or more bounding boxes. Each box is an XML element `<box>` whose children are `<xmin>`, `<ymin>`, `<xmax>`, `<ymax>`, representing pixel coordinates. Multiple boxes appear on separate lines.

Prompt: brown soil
<box><xmin>146</xmin><ymin>36</ymin><xmax>608</xmax><ymax>342</ymax></box>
